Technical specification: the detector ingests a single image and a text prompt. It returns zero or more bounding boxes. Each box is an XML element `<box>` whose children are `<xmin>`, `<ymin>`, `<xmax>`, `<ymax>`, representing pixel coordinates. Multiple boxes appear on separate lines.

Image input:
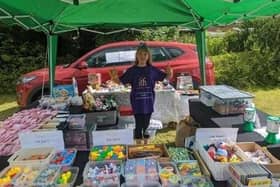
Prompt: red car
<box><xmin>16</xmin><ymin>41</ymin><xmax>215</xmax><ymax>107</ymax></box>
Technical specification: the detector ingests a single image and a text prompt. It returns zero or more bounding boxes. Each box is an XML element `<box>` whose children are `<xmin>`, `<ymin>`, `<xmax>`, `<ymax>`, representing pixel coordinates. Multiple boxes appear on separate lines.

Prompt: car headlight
<box><xmin>17</xmin><ymin>75</ymin><xmax>37</xmax><ymax>84</ymax></box>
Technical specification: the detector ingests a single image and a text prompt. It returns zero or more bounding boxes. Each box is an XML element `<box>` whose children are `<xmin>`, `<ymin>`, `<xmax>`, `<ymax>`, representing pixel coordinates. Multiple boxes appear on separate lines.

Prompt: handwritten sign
<box><xmin>19</xmin><ymin>130</ymin><xmax>65</xmax><ymax>151</ymax></box>
<box><xmin>105</xmin><ymin>50</ymin><xmax>136</xmax><ymax>64</ymax></box>
<box><xmin>92</xmin><ymin>128</ymin><xmax>133</xmax><ymax>146</ymax></box>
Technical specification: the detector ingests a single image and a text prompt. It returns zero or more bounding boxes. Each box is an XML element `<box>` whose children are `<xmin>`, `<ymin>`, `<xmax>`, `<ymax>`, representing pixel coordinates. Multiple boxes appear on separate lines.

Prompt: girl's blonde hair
<box><xmin>135</xmin><ymin>42</ymin><xmax>152</xmax><ymax>65</ymax></box>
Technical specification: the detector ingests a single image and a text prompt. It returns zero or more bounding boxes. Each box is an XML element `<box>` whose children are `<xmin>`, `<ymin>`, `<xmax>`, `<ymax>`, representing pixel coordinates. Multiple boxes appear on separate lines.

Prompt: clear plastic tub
<box><xmin>55</xmin><ymin>166</ymin><xmax>79</xmax><ymax>187</ymax></box>
<box><xmin>83</xmin><ymin>160</ymin><xmax>122</xmax><ymax>186</ymax></box>
<box><xmin>13</xmin><ymin>166</ymin><xmax>42</xmax><ymax>186</ymax></box>
<box><xmin>0</xmin><ymin>166</ymin><xmax>23</xmax><ymax>187</ymax></box>
<box><xmin>121</xmin><ymin>183</ymin><xmax>141</xmax><ymax>187</ymax></box>
<box><xmin>125</xmin><ymin>159</ymin><xmax>159</xmax><ymax>183</ymax></box>
<box><xmin>142</xmin><ymin>182</ymin><xmax>161</xmax><ymax>187</ymax></box>
<box><xmin>50</xmin><ymin>148</ymin><xmax>77</xmax><ymax>167</ymax></box>
<box><xmin>227</xmin><ymin>168</ymin><xmax>271</xmax><ymax>187</ymax></box>
<box><xmin>181</xmin><ymin>176</ymin><xmax>214</xmax><ymax>187</ymax></box>
<box><xmin>8</xmin><ymin>147</ymin><xmax>56</xmax><ymax>167</ymax></box>
<box><xmin>100</xmin><ymin>183</ymin><xmax>120</xmax><ymax>187</ymax></box>
<box><xmin>121</xmin><ymin>182</ymin><xmax>161</xmax><ymax>187</ymax></box>
<box><xmin>158</xmin><ymin>162</ymin><xmax>180</xmax><ymax>187</ymax></box>
<box><xmin>200</xmin><ymin>85</ymin><xmax>253</xmax><ymax>115</ymax></box>
<box><xmin>176</xmin><ymin>160</ymin><xmax>202</xmax><ymax>177</ymax></box>
<box><xmin>68</xmin><ymin>114</ymin><xmax>86</xmax><ymax>129</ymax></box>
<box><xmin>89</xmin><ymin>145</ymin><xmax>126</xmax><ymax>161</ymax></box>
<box><xmin>32</xmin><ymin>165</ymin><xmax>61</xmax><ymax>186</ymax></box>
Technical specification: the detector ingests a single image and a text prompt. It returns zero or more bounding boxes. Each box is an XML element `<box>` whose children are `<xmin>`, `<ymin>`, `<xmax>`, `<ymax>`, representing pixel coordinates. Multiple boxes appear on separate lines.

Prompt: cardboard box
<box><xmin>263</xmin><ymin>164</ymin><xmax>280</xmax><ymax>187</ymax></box>
<box><xmin>236</xmin><ymin>142</ymin><xmax>280</xmax><ymax>165</ymax></box>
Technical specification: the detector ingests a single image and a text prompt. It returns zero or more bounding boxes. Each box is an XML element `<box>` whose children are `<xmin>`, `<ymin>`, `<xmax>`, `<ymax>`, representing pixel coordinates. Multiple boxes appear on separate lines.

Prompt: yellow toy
<box><xmin>83</xmin><ymin>91</ymin><xmax>95</xmax><ymax>111</ymax></box>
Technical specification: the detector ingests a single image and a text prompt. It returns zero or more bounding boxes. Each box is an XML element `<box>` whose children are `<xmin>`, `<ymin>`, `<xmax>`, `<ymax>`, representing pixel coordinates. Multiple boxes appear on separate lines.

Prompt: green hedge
<box><xmin>211</xmin><ymin>51</ymin><xmax>280</xmax><ymax>89</ymax></box>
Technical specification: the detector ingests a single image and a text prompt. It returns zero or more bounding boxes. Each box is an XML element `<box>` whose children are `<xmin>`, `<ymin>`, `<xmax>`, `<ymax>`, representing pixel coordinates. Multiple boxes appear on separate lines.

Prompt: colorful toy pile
<box><xmin>244</xmin><ymin>150</ymin><xmax>272</xmax><ymax>165</ymax></box>
<box><xmin>13</xmin><ymin>167</ymin><xmax>41</xmax><ymax>186</ymax></box>
<box><xmin>84</xmin><ymin>161</ymin><xmax>122</xmax><ymax>185</ymax></box>
<box><xmin>204</xmin><ymin>142</ymin><xmax>241</xmax><ymax>163</ymax></box>
<box><xmin>0</xmin><ymin>166</ymin><xmax>21</xmax><ymax>185</ymax></box>
<box><xmin>128</xmin><ymin>145</ymin><xmax>165</xmax><ymax>159</ymax></box>
<box><xmin>168</xmin><ymin>147</ymin><xmax>193</xmax><ymax>162</ymax></box>
<box><xmin>158</xmin><ymin>162</ymin><xmax>180</xmax><ymax>187</ymax></box>
<box><xmin>50</xmin><ymin>149</ymin><xmax>77</xmax><ymax>166</ymax></box>
<box><xmin>89</xmin><ymin>145</ymin><xmax>126</xmax><ymax>161</ymax></box>
<box><xmin>177</xmin><ymin>161</ymin><xmax>202</xmax><ymax>177</ymax></box>
<box><xmin>33</xmin><ymin>166</ymin><xmax>60</xmax><ymax>185</ymax></box>
<box><xmin>181</xmin><ymin>176</ymin><xmax>214</xmax><ymax>187</ymax></box>
<box><xmin>23</xmin><ymin>153</ymin><xmax>49</xmax><ymax>161</ymax></box>
<box><xmin>83</xmin><ymin>93</ymin><xmax>117</xmax><ymax>112</ymax></box>
<box><xmin>125</xmin><ymin>159</ymin><xmax>158</xmax><ymax>182</ymax></box>
<box><xmin>57</xmin><ymin>170</ymin><xmax>72</xmax><ymax>184</ymax></box>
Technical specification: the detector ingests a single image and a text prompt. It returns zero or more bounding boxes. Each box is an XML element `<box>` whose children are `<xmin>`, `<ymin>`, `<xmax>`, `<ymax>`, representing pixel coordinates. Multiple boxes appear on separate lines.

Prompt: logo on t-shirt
<box><xmin>138</xmin><ymin>77</ymin><xmax>147</xmax><ymax>87</ymax></box>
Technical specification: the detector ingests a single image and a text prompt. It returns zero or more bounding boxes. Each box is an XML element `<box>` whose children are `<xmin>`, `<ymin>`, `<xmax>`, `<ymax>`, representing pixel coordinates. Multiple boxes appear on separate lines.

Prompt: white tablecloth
<box><xmin>92</xmin><ymin>89</ymin><xmax>197</xmax><ymax>123</ymax></box>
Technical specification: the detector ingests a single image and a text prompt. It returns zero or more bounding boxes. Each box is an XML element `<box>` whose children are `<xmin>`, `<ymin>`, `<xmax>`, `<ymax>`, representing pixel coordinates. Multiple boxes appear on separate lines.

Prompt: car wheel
<box><xmin>27</xmin><ymin>88</ymin><xmax>49</xmax><ymax>109</ymax></box>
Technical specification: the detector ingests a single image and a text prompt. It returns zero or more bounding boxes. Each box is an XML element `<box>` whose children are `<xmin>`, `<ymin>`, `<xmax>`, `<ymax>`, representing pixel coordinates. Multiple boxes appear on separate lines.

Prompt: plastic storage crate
<box><xmin>199</xmin><ymin>85</ymin><xmax>253</xmax><ymax>115</ymax></box>
<box><xmin>67</xmin><ymin>114</ymin><xmax>86</xmax><ymax>129</ymax></box>
<box><xmin>32</xmin><ymin>165</ymin><xmax>61</xmax><ymax>186</ymax></box>
<box><xmin>12</xmin><ymin>166</ymin><xmax>42</xmax><ymax>186</ymax></box>
<box><xmin>263</xmin><ymin>164</ymin><xmax>280</xmax><ymax>187</ymax></box>
<box><xmin>8</xmin><ymin>147</ymin><xmax>55</xmax><ymax>167</ymax></box>
<box><xmin>195</xmin><ymin>128</ymin><xmax>248</xmax><ymax>181</ymax></box>
<box><xmin>121</xmin><ymin>182</ymin><xmax>161</xmax><ymax>187</ymax></box>
<box><xmin>0</xmin><ymin>166</ymin><xmax>23</xmax><ymax>186</ymax></box>
<box><xmin>56</xmin><ymin>166</ymin><xmax>79</xmax><ymax>187</ymax></box>
<box><xmin>124</xmin><ymin>159</ymin><xmax>159</xmax><ymax>183</ymax></box>
<box><xmin>64</xmin><ymin>123</ymin><xmax>96</xmax><ymax>151</ymax></box>
<box><xmin>83</xmin><ymin>160</ymin><xmax>122</xmax><ymax>186</ymax></box>
<box><xmin>50</xmin><ymin>148</ymin><xmax>77</xmax><ymax>166</ymax></box>
<box><xmin>86</xmin><ymin>110</ymin><xmax>117</xmax><ymax>126</ymax></box>
<box><xmin>158</xmin><ymin>162</ymin><xmax>180</xmax><ymax>187</ymax></box>
<box><xmin>127</xmin><ymin>144</ymin><xmax>170</xmax><ymax>161</ymax></box>
<box><xmin>89</xmin><ymin>145</ymin><xmax>127</xmax><ymax>161</ymax></box>
<box><xmin>227</xmin><ymin>165</ymin><xmax>271</xmax><ymax>187</ymax></box>
<box><xmin>181</xmin><ymin>176</ymin><xmax>214</xmax><ymax>187</ymax></box>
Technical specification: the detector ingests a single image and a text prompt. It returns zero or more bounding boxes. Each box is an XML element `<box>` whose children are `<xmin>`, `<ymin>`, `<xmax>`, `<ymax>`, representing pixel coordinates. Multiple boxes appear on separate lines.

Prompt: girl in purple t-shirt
<box><xmin>118</xmin><ymin>42</ymin><xmax>172</xmax><ymax>140</ymax></box>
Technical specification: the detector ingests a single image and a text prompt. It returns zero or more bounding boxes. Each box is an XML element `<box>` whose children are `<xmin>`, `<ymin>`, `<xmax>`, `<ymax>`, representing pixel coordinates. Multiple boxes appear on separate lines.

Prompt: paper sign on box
<box><xmin>19</xmin><ymin>130</ymin><xmax>65</xmax><ymax>151</ymax></box>
<box><xmin>92</xmin><ymin>128</ymin><xmax>134</xmax><ymax>146</ymax></box>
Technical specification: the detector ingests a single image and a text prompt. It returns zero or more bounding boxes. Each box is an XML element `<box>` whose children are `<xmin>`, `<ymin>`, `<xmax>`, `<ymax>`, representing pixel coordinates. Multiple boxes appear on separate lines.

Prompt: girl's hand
<box><xmin>109</xmin><ymin>68</ymin><xmax>120</xmax><ymax>83</ymax></box>
<box><xmin>166</xmin><ymin>65</ymin><xmax>173</xmax><ymax>79</ymax></box>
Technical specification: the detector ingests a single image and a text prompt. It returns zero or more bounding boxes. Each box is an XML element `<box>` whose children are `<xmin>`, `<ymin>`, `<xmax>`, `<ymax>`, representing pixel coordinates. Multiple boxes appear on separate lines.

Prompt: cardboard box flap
<box><xmin>195</xmin><ymin>128</ymin><xmax>238</xmax><ymax>145</ymax></box>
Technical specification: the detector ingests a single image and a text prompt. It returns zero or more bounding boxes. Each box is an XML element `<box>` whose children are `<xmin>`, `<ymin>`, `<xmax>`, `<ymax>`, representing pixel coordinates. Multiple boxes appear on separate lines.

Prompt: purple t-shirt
<box><xmin>120</xmin><ymin>65</ymin><xmax>166</xmax><ymax>114</ymax></box>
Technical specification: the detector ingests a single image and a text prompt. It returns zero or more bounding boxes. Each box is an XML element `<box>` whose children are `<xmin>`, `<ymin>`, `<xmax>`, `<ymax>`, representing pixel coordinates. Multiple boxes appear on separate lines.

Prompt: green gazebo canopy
<box><xmin>0</xmin><ymin>0</ymin><xmax>279</xmax><ymax>94</ymax></box>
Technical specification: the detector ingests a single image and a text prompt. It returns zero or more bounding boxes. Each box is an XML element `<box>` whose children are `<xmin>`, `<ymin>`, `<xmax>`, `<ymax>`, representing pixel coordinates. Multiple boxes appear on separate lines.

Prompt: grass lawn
<box><xmin>250</xmin><ymin>88</ymin><xmax>280</xmax><ymax>116</ymax></box>
<box><xmin>0</xmin><ymin>94</ymin><xmax>19</xmax><ymax>121</ymax></box>
<box><xmin>0</xmin><ymin>88</ymin><xmax>279</xmax><ymax>144</ymax></box>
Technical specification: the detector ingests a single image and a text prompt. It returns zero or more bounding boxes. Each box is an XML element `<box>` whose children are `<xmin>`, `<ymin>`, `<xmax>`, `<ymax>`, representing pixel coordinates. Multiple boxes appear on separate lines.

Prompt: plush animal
<box><xmin>83</xmin><ymin>91</ymin><xmax>95</xmax><ymax>111</ymax></box>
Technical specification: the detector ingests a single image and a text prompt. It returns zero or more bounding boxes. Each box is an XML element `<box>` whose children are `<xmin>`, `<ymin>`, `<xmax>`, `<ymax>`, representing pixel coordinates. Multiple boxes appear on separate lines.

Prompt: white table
<box><xmin>91</xmin><ymin>89</ymin><xmax>197</xmax><ymax>123</ymax></box>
